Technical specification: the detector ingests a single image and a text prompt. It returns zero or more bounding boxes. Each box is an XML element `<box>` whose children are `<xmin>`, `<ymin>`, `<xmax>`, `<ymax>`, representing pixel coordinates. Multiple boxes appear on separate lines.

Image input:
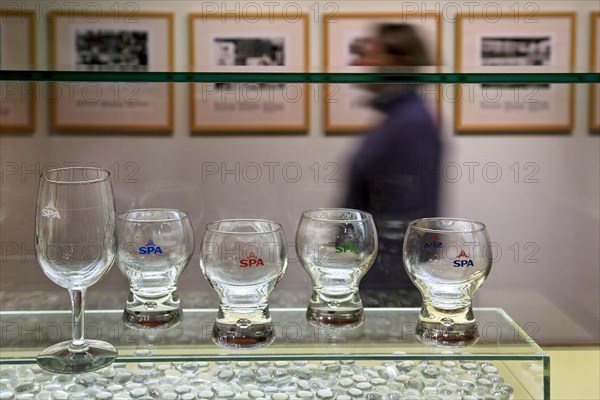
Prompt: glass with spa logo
<box><xmin>117</xmin><ymin>209</ymin><xmax>194</xmax><ymax>328</ymax></box>
<box><xmin>35</xmin><ymin>167</ymin><xmax>117</xmax><ymax>373</ymax></box>
<box><xmin>296</xmin><ymin>208</ymin><xmax>378</xmax><ymax>328</ymax></box>
<box><xmin>199</xmin><ymin>219</ymin><xmax>288</xmax><ymax>349</ymax></box>
<box><xmin>403</xmin><ymin>218</ymin><xmax>492</xmax><ymax>346</ymax></box>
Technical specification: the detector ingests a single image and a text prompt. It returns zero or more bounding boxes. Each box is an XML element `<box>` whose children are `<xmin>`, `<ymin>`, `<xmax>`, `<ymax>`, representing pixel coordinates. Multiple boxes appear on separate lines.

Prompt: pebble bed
<box><xmin>0</xmin><ymin>354</ymin><xmax>515</xmax><ymax>400</ymax></box>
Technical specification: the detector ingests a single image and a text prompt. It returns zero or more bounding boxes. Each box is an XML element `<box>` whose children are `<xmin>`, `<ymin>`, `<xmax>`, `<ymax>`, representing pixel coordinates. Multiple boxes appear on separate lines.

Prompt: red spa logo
<box><xmin>240</xmin><ymin>251</ymin><xmax>264</xmax><ymax>268</ymax></box>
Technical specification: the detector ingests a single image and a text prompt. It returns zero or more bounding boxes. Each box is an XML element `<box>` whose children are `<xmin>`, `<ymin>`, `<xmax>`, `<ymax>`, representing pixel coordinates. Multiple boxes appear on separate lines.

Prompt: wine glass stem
<box><xmin>69</xmin><ymin>288</ymin><xmax>88</xmax><ymax>352</ymax></box>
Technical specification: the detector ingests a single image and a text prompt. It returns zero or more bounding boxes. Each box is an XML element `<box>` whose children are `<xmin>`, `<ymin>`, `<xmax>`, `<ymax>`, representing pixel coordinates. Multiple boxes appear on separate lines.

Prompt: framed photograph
<box><xmin>189</xmin><ymin>13</ymin><xmax>309</xmax><ymax>132</ymax></box>
<box><xmin>0</xmin><ymin>10</ymin><xmax>35</xmax><ymax>132</ymax></box>
<box><xmin>455</xmin><ymin>12</ymin><xmax>575</xmax><ymax>132</ymax></box>
<box><xmin>590</xmin><ymin>12</ymin><xmax>600</xmax><ymax>132</ymax></box>
<box><xmin>323</xmin><ymin>12</ymin><xmax>441</xmax><ymax>133</ymax></box>
<box><xmin>49</xmin><ymin>11</ymin><xmax>173</xmax><ymax>132</ymax></box>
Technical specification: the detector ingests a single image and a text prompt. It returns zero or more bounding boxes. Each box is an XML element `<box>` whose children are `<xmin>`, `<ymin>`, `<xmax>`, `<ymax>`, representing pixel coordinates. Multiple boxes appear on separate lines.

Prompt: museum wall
<box><xmin>0</xmin><ymin>0</ymin><xmax>599</xmax><ymax>344</ymax></box>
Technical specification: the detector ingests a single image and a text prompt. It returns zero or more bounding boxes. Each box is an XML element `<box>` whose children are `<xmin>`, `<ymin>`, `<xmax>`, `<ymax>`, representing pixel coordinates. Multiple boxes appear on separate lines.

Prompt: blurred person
<box><xmin>342</xmin><ymin>24</ymin><xmax>442</xmax><ymax>306</ymax></box>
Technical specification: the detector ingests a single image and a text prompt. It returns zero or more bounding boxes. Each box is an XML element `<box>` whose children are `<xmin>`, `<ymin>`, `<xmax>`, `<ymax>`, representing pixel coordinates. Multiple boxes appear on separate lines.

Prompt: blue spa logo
<box><xmin>424</xmin><ymin>241</ymin><xmax>443</xmax><ymax>249</ymax></box>
<box><xmin>453</xmin><ymin>249</ymin><xmax>474</xmax><ymax>267</ymax></box>
<box><xmin>138</xmin><ymin>240</ymin><xmax>163</xmax><ymax>255</ymax></box>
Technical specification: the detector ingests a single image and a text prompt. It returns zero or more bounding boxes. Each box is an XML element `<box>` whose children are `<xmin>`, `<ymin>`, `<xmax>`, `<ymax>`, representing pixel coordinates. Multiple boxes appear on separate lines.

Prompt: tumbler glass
<box><xmin>296</xmin><ymin>208</ymin><xmax>378</xmax><ymax>328</ymax></box>
<box><xmin>117</xmin><ymin>209</ymin><xmax>194</xmax><ymax>328</ymax></box>
<box><xmin>403</xmin><ymin>218</ymin><xmax>492</xmax><ymax>346</ymax></box>
<box><xmin>199</xmin><ymin>219</ymin><xmax>287</xmax><ymax>348</ymax></box>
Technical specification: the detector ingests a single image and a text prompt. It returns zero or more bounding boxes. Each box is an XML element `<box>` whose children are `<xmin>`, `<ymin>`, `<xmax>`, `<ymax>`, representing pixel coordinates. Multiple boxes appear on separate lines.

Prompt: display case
<box><xmin>1</xmin><ymin>1</ymin><xmax>599</xmax><ymax>398</ymax></box>
<box><xmin>0</xmin><ymin>308</ymin><xmax>548</xmax><ymax>399</ymax></box>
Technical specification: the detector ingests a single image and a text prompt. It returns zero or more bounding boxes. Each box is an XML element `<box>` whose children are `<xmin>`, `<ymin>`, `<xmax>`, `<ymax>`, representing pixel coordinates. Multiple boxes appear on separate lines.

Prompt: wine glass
<box><xmin>296</xmin><ymin>208</ymin><xmax>378</xmax><ymax>328</ymax></box>
<box><xmin>199</xmin><ymin>219</ymin><xmax>287</xmax><ymax>349</ymax></box>
<box><xmin>403</xmin><ymin>218</ymin><xmax>492</xmax><ymax>346</ymax></box>
<box><xmin>35</xmin><ymin>167</ymin><xmax>117</xmax><ymax>373</ymax></box>
<box><xmin>117</xmin><ymin>209</ymin><xmax>194</xmax><ymax>329</ymax></box>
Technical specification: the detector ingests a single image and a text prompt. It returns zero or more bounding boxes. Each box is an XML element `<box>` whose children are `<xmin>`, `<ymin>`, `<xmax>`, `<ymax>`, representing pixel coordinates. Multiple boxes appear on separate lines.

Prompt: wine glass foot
<box><xmin>212</xmin><ymin>321</ymin><xmax>275</xmax><ymax>349</ymax></box>
<box><xmin>306</xmin><ymin>307</ymin><xmax>364</xmax><ymax>329</ymax></box>
<box><xmin>416</xmin><ymin>319</ymin><xmax>479</xmax><ymax>347</ymax></box>
<box><xmin>37</xmin><ymin>340</ymin><xmax>117</xmax><ymax>374</ymax></box>
<box><xmin>123</xmin><ymin>307</ymin><xmax>183</xmax><ymax>330</ymax></box>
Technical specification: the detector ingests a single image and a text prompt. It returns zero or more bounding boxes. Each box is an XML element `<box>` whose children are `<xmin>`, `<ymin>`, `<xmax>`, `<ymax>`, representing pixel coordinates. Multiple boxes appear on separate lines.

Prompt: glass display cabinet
<box><xmin>1</xmin><ymin>1</ymin><xmax>599</xmax><ymax>399</ymax></box>
<box><xmin>0</xmin><ymin>308</ymin><xmax>549</xmax><ymax>399</ymax></box>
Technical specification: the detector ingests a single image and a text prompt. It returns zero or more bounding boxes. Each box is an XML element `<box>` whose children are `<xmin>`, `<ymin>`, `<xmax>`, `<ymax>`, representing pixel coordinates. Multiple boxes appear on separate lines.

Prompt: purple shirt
<box><xmin>344</xmin><ymin>87</ymin><xmax>441</xmax><ymax>291</ymax></box>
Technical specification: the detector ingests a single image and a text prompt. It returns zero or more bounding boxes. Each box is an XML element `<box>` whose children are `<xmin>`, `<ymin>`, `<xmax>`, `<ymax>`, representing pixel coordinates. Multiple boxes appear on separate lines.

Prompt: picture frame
<box><xmin>189</xmin><ymin>13</ymin><xmax>309</xmax><ymax>133</ymax></box>
<box><xmin>49</xmin><ymin>11</ymin><xmax>173</xmax><ymax>132</ymax></box>
<box><xmin>0</xmin><ymin>10</ymin><xmax>35</xmax><ymax>132</ymax></box>
<box><xmin>323</xmin><ymin>12</ymin><xmax>441</xmax><ymax>133</ymax></box>
<box><xmin>590</xmin><ymin>11</ymin><xmax>600</xmax><ymax>132</ymax></box>
<box><xmin>455</xmin><ymin>12</ymin><xmax>575</xmax><ymax>132</ymax></box>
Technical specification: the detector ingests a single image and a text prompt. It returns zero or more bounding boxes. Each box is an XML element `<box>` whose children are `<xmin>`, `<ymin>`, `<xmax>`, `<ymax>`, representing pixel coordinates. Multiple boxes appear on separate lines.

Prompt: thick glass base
<box><xmin>416</xmin><ymin>303</ymin><xmax>479</xmax><ymax>347</ymax></box>
<box><xmin>306</xmin><ymin>290</ymin><xmax>365</xmax><ymax>328</ymax></box>
<box><xmin>123</xmin><ymin>307</ymin><xmax>182</xmax><ymax>329</ymax></box>
<box><xmin>306</xmin><ymin>306</ymin><xmax>364</xmax><ymax>329</ymax></box>
<box><xmin>123</xmin><ymin>289</ymin><xmax>182</xmax><ymax>329</ymax></box>
<box><xmin>212</xmin><ymin>305</ymin><xmax>275</xmax><ymax>349</ymax></box>
<box><xmin>37</xmin><ymin>340</ymin><xmax>117</xmax><ymax>374</ymax></box>
<box><xmin>416</xmin><ymin>320</ymin><xmax>479</xmax><ymax>347</ymax></box>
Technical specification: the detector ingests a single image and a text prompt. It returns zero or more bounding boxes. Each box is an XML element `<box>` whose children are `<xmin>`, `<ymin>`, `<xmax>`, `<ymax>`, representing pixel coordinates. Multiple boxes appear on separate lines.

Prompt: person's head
<box><xmin>375</xmin><ymin>23</ymin><xmax>430</xmax><ymax>70</ymax></box>
<box><xmin>351</xmin><ymin>24</ymin><xmax>431</xmax><ymax>92</ymax></box>
<box><xmin>351</xmin><ymin>24</ymin><xmax>430</xmax><ymax>69</ymax></box>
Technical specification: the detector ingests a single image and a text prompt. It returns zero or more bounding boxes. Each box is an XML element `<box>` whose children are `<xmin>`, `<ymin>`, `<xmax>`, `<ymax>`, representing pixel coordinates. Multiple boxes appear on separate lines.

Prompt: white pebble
<box><xmin>316</xmin><ymin>389</ymin><xmax>333</xmax><ymax>398</ymax></box>
<box><xmin>483</xmin><ymin>365</ymin><xmax>498</xmax><ymax>374</ymax></box>
<box><xmin>249</xmin><ymin>390</ymin><xmax>265</xmax><ymax>398</ymax></box>
<box><xmin>340</xmin><ymin>378</ymin><xmax>353</xmax><ymax>387</ymax></box>
<box><xmin>52</xmin><ymin>392</ymin><xmax>69</xmax><ymax>400</ymax></box>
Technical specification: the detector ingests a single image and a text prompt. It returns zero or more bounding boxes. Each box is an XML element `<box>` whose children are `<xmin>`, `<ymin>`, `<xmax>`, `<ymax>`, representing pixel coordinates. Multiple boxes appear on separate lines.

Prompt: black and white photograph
<box><xmin>50</xmin><ymin>11</ymin><xmax>173</xmax><ymax>131</ymax></box>
<box><xmin>190</xmin><ymin>14</ymin><xmax>308</xmax><ymax>131</ymax></box>
<box><xmin>324</xmin><ymin>13</ymin><xmax>441</xmax><ymax>132</ymax></box>
<box><xmin>481</xmin><ymin>36</ymin><xmax>552</xmax><ymax>66</ymax></box>
<box><xmin>480</xmin><ymin>37</ymin><xmax>552</xmax><ymax>89</ymax></box>
<box><xmin>76</xmin><ymin>29</ymin><xmax>149</xmax><ymax>70</ymax></box>
<box><xmin>456</xmin><ymin>13</ymin><xmax>574</xmax><ymax>131</ymax></box>
<box><xmin>212</xmin><ymin>37</ymin><xmax>285</xmax><ymax>66</ymax></box>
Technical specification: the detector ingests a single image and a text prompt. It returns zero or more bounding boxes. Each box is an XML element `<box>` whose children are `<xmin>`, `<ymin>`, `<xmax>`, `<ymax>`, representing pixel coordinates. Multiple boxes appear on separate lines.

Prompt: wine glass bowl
<box><xmin>117</xmin><ymin>209</ymin><xmax>194</xmax><ymax>329</ymax></box>
<box><xmin>403</xmin><ymin>217</ymin><xmax>492</xmax><ymax>347</ymax></box>
<box><xmin>295</xmin><ymin>208</ymin><xmax>378</xmax><ymax>328</ymax></box>
<box><xmin>199</xmin><ymin>219</ymin><xmax>288</xmax><ymax>349</ymax></box>
<box><xmin>35</xmin><ymin>167</ymin><xmax>117</xmax><ymax>373</ymax></box>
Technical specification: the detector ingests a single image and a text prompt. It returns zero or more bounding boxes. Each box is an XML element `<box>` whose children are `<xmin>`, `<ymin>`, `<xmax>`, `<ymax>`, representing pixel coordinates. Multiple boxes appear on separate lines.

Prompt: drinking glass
<box><xmin>35</xmin><ymin>167</ymin><xmax>117</xmax><ymax>373</ymax></box>
<box><xmin>296</xmin><ymin>208</ymin><xmax>378</xmax><ymax>328</ymax></box>
<box><xmin>403</xmin><ymin>218</ymin><xmax>492</xmax><ymax>346</ymax></box>
<box><xmin>117</xmin><ymin>209</ymin><xmax>194</xmax><ymax>328</ymax></box>
<box><xmin>199</xmin><ymin>219</ymin><xmax>287</xmax><ymax>349</ymax></box>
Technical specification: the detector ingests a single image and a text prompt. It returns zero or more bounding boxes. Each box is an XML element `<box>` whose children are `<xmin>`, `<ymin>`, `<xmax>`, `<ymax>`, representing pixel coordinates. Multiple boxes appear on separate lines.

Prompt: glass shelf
<box><xmin>0</xmin><ymin>308</ymin><xmax>549</xmax><ymax>399</ymax></box>
<box><xmin>1</xmin><ymin>69</ymin><xmax>598</xmax><ymax>84</ymax></box>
